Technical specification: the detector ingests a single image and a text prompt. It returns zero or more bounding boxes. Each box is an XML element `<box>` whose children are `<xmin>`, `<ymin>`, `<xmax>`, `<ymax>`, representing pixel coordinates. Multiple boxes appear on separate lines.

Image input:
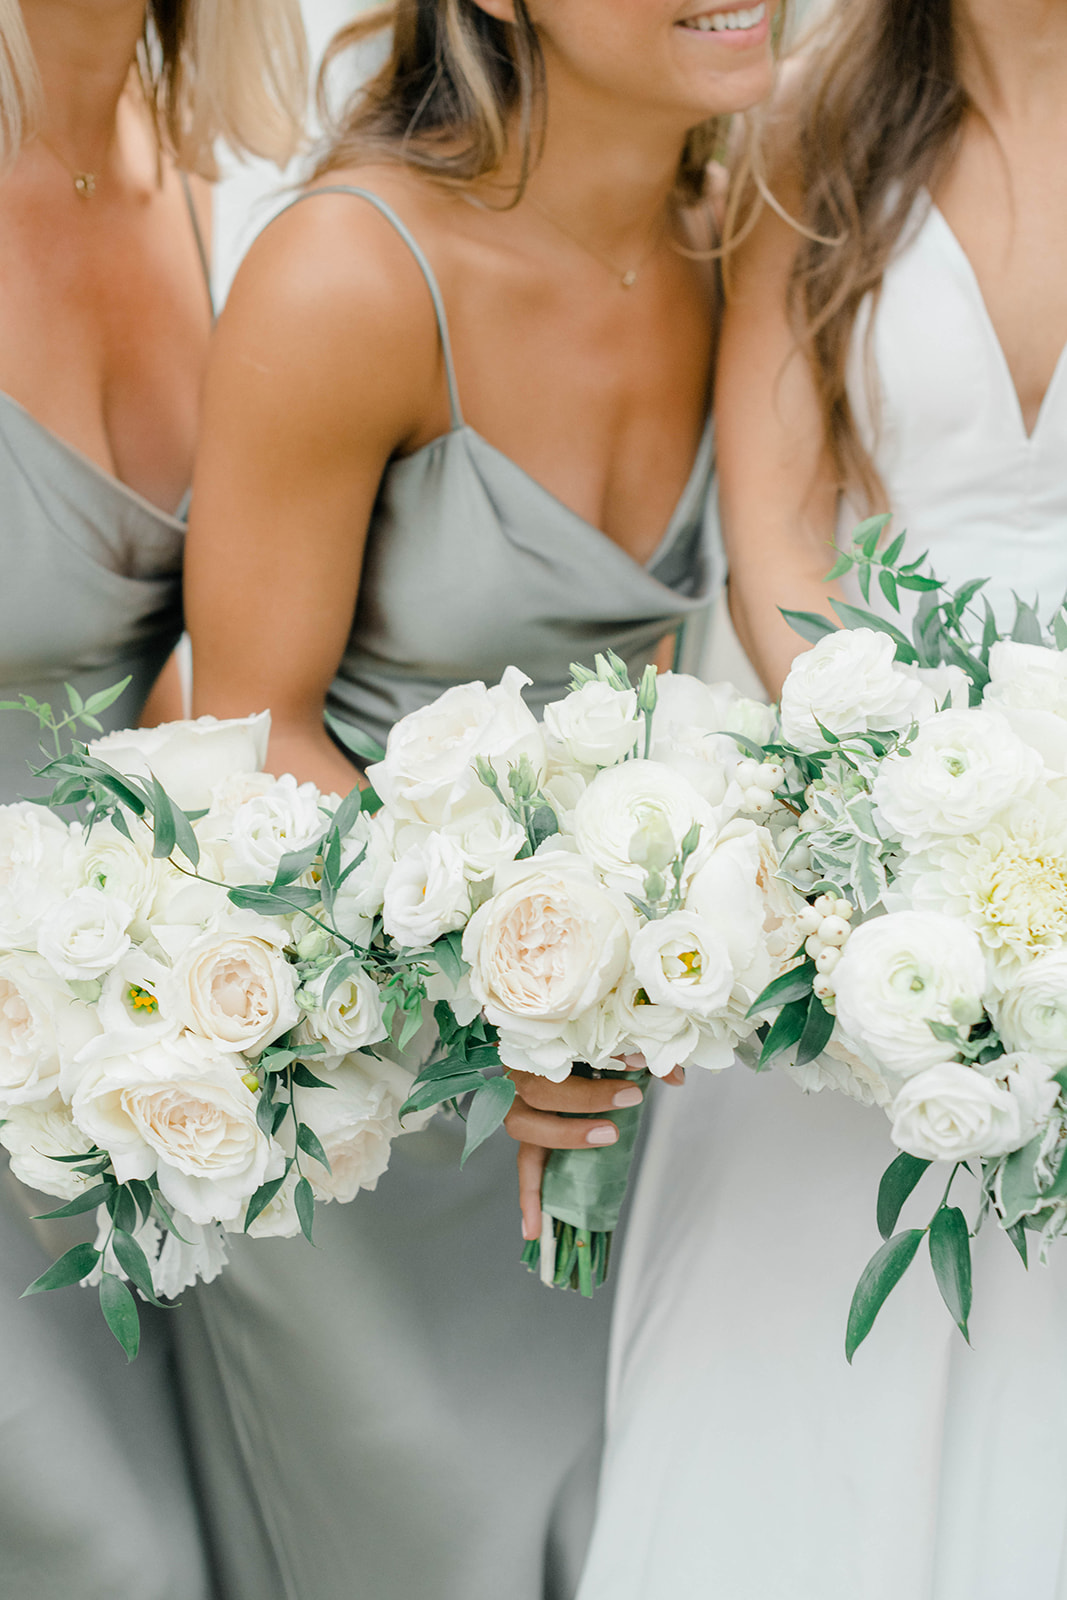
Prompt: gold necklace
<box><xmin>36</xmin><ymin>134</ymin><xmax>98</xmax><ymax>198</ymax></box>
<box><xmin>526</xmin><ymin>196</ymin><xmax>671</xmax><ymax>290</ymax></box>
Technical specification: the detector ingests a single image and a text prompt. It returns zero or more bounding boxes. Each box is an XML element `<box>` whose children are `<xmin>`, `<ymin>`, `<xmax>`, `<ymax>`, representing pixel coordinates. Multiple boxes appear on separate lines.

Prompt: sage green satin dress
<box><xmin>0</xmin><ymin>191</ymin><xmax>214</xmax><ymax>1594</ymax></box>
<box><xmin>175</xmin><ymin>186</ymin><xmax>719</xmax><ymax>1600</ymax></box>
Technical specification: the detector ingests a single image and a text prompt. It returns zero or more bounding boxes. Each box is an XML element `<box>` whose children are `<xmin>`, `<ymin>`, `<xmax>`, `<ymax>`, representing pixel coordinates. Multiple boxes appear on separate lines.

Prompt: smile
<box><xmin>677</xmin><ymin>2</ymin><xmax>767</xmax><ymax>33</ymax></box>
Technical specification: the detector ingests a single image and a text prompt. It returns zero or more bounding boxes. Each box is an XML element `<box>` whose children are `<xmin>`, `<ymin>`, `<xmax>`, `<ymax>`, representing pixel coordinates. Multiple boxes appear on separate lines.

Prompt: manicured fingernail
<box><xmin>613</xmin><ymin>1086</ymin><xmax>644</xmax><ymax>1108</ymax></box>
<box><xmin>522</xmin><ymin>1215</ymin><xmax>537</xmax><ymax>1240</ymax></box>
<box><xmin>586</xmin><ymin>1125</ymin><xmax>618</xmax><ymax>1146</ymax></box>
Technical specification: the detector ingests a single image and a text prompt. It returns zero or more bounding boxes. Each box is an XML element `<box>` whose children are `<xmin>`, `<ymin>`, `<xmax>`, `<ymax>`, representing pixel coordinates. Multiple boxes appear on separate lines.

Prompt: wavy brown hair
<box><xmin>788</xmin><ymin>0</ymin><xmax>967</xmax><ymax>507</ymax></box>
<box><xmin>313</xmin><ymin>0</ymin><xmax>740</xmax><ymax>205</ymax></box>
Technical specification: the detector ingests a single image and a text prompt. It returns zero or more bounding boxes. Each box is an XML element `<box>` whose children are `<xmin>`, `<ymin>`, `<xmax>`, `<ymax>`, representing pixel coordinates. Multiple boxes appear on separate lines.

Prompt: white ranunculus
<box><xmin>0</xmin><ymin>1093</ymin><xmax>96</xmax><ymax>1199</ymax></box>
<box><xmin>367</xmin><ymin>667</ymin><xmax>546</xmax><ymax>827</ymax></box>
<box><xmin>72</xmin><ymin>1033</ymin><xmax>282</xmax><ymax>1224</ymax></box>
<box><xmin>629</xmin><ymin>910</ymin><xmax>734</xmax><ymax>1015</ymax></box>
<box><xmin>832</xmin><ymin>911</ymin><xmax>986</xmax><ymax>1077</ymax></box>
<box><xmin>993</xmin><ymin>955</ymin><xmax>1067</xmax><ymax>1067</ymax></box>
<box><xmin>167</xmin><ymin>932</ymin><xmax>300</xmax><ymax>1055</ymax></box>
<box><xmin>76</xmin><ymin>820</ymin><xmax>162</xmax><ymax>929</ymax></box>
<box><xmin>890</xmin><ymin>1062</ymin><xmax>1022</xmax><ymax>1161</ymax></box>
<box><xmin>0</xmin><ymin>803</ymin><xmax>75</xmax><ymax>948</ymax></box>
<box><xmin>463</xmin><ymin>851</ymin><xmax>634</xmax><ymax>1080</ymax></box>
<box><xmin>300</xmin><ymin>959</ymin><xmax>387</xmax><ymax>1056</ymax></box>
<box><xmin>872</xmin><ymin>709</ymin><xmax>1042</xmax><ymax>847</ymax></box>
<box><xmin>293</xmin><ymin>1054</ymin><xmax>418</xmax><ymax>1203</ymax></box>
<box><xmin>543</xmin><ymin>681</ymin><xmax>639</xmax><ymax>768</ymax></box>
<box><xmin>88</xmin><ymin>713</ymin><xmax>270</xmax><ymax>813</ymax></box>
<box><xmin>224</xmin><ymin>774</ymin><xmax>325</xmax><ymax>885</ymax></box>
<box><xmin>655</xmin><ymin>672</ymin><xmax>775</xmax><ymax>745</ymax></box>
<box><xmin>37</xmin><ymin>887</ymin><xmax>134</xmax><ymax>981</ymax></box>
<box><xmin>382</xmin><ymin>832</ymin><xmax>471</xmax><ymax>947</ymax></box>
<box><xmin>779</xmin><ymin>629</ymin><xmax>933</xmax><ymax>752</ymax></box>
<box><xmin>441</xmin><ymin>805</ymin><xmax>527</xmax><ymax>883</ymax></box>
<box><xmin>572</xmin><ymin>760</ymin><xmax>716</xmax><ymax>896</ymax></box>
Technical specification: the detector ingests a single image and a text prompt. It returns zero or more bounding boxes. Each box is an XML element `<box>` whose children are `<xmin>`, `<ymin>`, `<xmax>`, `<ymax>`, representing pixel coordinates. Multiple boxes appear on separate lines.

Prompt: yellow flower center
<box><xmin>128</xmin><ymin>985</ymin><xmax>158</xmax><ymax>1014</ymax></box>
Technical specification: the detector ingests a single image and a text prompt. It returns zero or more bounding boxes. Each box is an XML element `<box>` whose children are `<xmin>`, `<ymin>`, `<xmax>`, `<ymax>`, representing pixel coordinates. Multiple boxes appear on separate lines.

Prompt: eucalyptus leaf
<box><xmin>434</xmin><ymin>930</ymin><xmax>468</xmax><ymax>990</ymax></box>
<box><xmin>228</xmin><ymin>885</ymin><xmax>321</xmax><ymax>915</ymax></box>
<box><xmin>272</xmin><ymin>838</ymin><xmax>327</xmax><ymax>889</ymax></box>
<box><xmin>845</xmin><ymin>1229</ymin><xmax>924</xmax><ymax>1363</ymax></box>
<box><xmin>295</xmin><ymin>1176</ymin><xmax>315</xmax><ymax>1243</ymax></box>
<box><xmin>99</xmin><ymin>1273</ymin><xmax>141</xmax><ymax>1361</ymax></box>
<box><xmin>929</xmin><ymin>1205</ymin><xmax>972</xmax><ymax>1341</ymax></box>
<box><xmin>292</xmin><ymin>1062</ymin><xmax>335</xmax><ymax>1091</ymax></box>
<box><xmin>1011</xmin><ymin>596</ymin><xmax>1044</xmax><ymax>646</ymax></box>
<box><xmin>244</xmin><ymin>1174</ymin><xmax>289</xmax><ymax>1231</ymax></box>
<box><xmin>22</xmin><ymin>1242</ymin><xmax>100</xmax><ymax>1296</ymax></box>
<box><xmin>829</xmin><ymin>601</ymin><xmax>919</xmax><ymax>663</ymax></box>
<box><xmin>33</xmin><ymin>1182</ymin><xmax>112</xmax><ymax>1221</ymax></box>
<box><xmin>296</xmin><ymin>1121</ymin><xmax>332</xmax><ymax>1173</ymax></box>
<box><xmin>876</xmin><ymin>1152</ymin><xmax>931</xmax><ymax>1240</ymax></box>
<box><xmin>82</xmin><ymin>678</ymin><xmax>132</xmax><ymax>716</ymax></box>
<box><xmin>853</xmin><ymin>513</ymin><xmax>892</xmax><ymax>557</ymax></box>
<box><xmin>148</xmin><ymin>775</ymin><xmax>177</xmax><ymax>859</ymax></box>
<box><xmin>112</xmin><ymin>1228</ymin><xmax>163</xmax><ymax>1306</ymax></box>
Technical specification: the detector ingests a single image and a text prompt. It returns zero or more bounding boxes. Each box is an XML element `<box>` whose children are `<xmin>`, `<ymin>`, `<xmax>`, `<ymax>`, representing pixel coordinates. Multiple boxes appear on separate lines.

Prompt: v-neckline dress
<box><xmin>174</xmin><ymin>184</ymin><xmax>719</xmax><ymax>1600</ymax></box>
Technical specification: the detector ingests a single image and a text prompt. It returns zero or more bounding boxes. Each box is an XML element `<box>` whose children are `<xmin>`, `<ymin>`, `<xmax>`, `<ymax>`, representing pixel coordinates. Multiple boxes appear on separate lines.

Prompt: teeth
<box><xmin>681</xmin><ymin>2</ymin><xmax>766</xmax><ymax>31</ymax></box>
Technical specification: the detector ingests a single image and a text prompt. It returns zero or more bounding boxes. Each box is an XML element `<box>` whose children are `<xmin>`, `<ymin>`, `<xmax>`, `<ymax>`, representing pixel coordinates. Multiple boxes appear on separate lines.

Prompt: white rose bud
<box><xmin>543</xmin><ymin>681</ymin><xmax>639</xmax><ymax>768</ymax></box>
<box><xmin>890</xmin><ymin>1062</ymin><xmax>1022</xmax><ymax>1161</ymax></box>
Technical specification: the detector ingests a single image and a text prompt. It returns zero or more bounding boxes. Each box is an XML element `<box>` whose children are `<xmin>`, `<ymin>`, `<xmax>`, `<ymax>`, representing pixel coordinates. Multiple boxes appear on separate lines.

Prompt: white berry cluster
<box><xmin>775</xmin><ymin>824</ymin><xmax>817</xmax><ymax>891</ymax></box>
<box><xmin>796</xmin><ymin>893</ymin><xmax>854</xmax><ymax>1005</ymax></box>
<box><xmin>736</xmin><ymin>757</ymin><xmax>786</xmax><ymax>817</ymax></box>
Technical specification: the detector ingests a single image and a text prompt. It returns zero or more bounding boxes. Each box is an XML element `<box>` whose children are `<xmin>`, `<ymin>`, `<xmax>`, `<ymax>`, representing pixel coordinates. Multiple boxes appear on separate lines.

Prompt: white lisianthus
<box><xmin>543</xmin><ymin>681</ymin><xmax>639</xmax><ymax>768</ymax></box>
<box><xmin>292</xmin><ymin>1055</ymin><xmax>420</xmax><ymax>1203</ymax></box>
<box><xmin>992</xmin><ymin>955</ymin><xmax>1067</xmax><ymax>1067</ymax></box>
<box><xmin>832</xmin><ymin>911</ymin><xmax>986</xmax><ymax>1077</ymax></box>
<box><xmin>94</xmin><ymin>951</ymin><xmax>176</xmax><ymax>1050</ymax></box>
<box><xmin>540</xmin><ymin>766</ymin><xmax>589</xmax><ymax>834</ymax></box>
<box><xmin>572</xmin><ymin>760</ymin><xmax>715</xmax><ymax>896</ymax></box>
<box><xmin>167</xmin><ymin>932</ymin><xmax>300</xmax><ymax>1055</ymax></box>
<box><xmin>630</xmin><ymin>911</ymin><xmax>734</xmax><ymax>1014</ymax></box>
<box><xmin>0</xmin><ymin>803</ymin><xmax>74</xmax><ymax>947</ymax></box>
<box><xmin>780</xmin><ymin>629</ymin><xmax>932</xmax><ymax>752</ymax></box>
<box><xmin>37</xmin><ymin>887</ymin><xmax>134</xmax><ymax>980</ymax></box>
<box><xmin>368</xmin><ymin>667</ymin><xmax>546</xmax><ymax>827</ymax></box>
<box><xmin>441</xmin><ymin>805</ymin><xmax>527</xmax><ymax>883</ymax></box>
<box><xmin>382</xmin><ymin>833</ymin><xmax>471</xmax><ymax>947</ymax></box>
<box><xmin>224</xmin><ymin>774</ymin><xmax>325</xmax><ymax>885</ymax></box>
<box><xmin>0</xmin><ymin>1093</ymin><xmax>96</xmax><ymax>1199</ymax></box>
<box><xmin>75</xmin><ymin>820</ymin><xmax>162</xmax><ymax>928</ymax></box>
<box><xmin>88</xmin><ymin>712</ymin><xmax>270</xmax><ymax>812</ymax></box>
<box><xmin>890</xmin><ymin>1062</ymin><xmax>1022</xmax><ymax>1161</ymax></box>
<box><xmin>72</xmin><ymin>1033</ymin><xmax>282</xmax><ymax>1224</ymax></box>
<box><xmin>872</xmin><ymin>709</ymin><xmax>1042</xmax><ymax>847</ymax></box>
<box><xmin>463</xmin><ymin>851</ymin><xmax>634</xmax><ymax>1080</ymax></box>
<box><xmin>300</xmin><ymin>959</ymin><xmax>387</xmax><ymax>1056</ymax></box>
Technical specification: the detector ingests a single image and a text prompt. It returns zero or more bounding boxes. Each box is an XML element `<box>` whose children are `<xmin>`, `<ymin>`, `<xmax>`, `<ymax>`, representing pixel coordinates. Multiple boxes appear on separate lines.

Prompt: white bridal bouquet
<box><xmin>363</xmin><ymin>660</ymin><xmax>802</xmax><ymax>1293</ymax></box>
<box><xmin>0</xmin><ymin>687</ymin><xmax>429</xmax><ymax>1358</ymax></box>
<box><xmin>722</xmin><ymin>520</ymin><xmax>1067</xmax><ymax>1357</ymax></box>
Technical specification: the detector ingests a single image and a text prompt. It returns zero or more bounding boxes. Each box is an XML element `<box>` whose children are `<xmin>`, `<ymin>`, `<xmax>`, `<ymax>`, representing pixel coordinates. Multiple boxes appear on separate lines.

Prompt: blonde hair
<box><xmin>0</xmin><ymin>0</ymin><xmax>309</xmax><ymax>177</ymax></box>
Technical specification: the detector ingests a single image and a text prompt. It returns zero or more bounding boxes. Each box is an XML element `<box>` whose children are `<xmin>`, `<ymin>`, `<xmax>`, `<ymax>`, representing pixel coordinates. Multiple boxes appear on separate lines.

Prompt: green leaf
<box><xmin>845</xmin><ymin>1230</ymin><xmax>924</xmax><ymax>1363</ymax></box>
<box><xmin>127</xmin><ymin>1179</ymin><xmax>155</xmax><ymax>1225</ymax></box>
<box><xmin>294</xmin><ymin>1176</ymin><xmax>315</xmax><ymax>1242</ymax></box>
<box><xmin>107</xmin><ymin>1185</ymin><xmax>139</xmax><ymax>1236</ymax></box>
<box><xmin>272</xmin><ymin>838</ymin><xmax>326</xmax><ymax>889</ymax></box>
<box><xmin>82</xmin><ymin>678</ymin><xmax>132</xmax><ymax>716</ymax></box>
<box><xmin>829</xmin><ymin>601</ymin><xmax>919</xmax><ymax>664</ymax></box>
<box><xmin>1006</xmin><ymin>1220</ymin><xmax>1029</xmax><ymax>1268</ymax></box>
<box><xmin>22</xmin><ymin>1241</ymin><xmax>100</xmax><ymax>1296</ymax></box>
<box><xmin>825</xmin><ymin>552</ymin><xmax>855</xmax><ymax>582</ymax></box>
<box><xmin>460</xmin><ymin>1076</ymin><xmax>516</xmax><ymax>1167</ymax></box>
<box><xmin>244</xmin><ymin>1174</ymin><xmax>289</xmax><ymax>1231</ymax></box>
<box><xmin>65</xmin><ymin>683</ymin><xmax>85</xmax><ymax>715</ymax></box>
<box><xmin>929</xmin><ymin>1205</ymin><xmax>972</xmax><ymax>1341</ymax></box>
<box><xmin>434</xmin><ymin>930</ymin><xmax>468</xmax><ymax>989</ymax></box>
<box><xmin>33</xmin><ymin>1182</ymin><xmax>112</xmax><ymax>1220</ymax></box>
<box><xmin>779</xmin><ymin>609</ymin><xmax>838</xmax><ymax>645</ymax></box>
<box><xmin>998</xmin><ymin>1135</ymin><xmax>1046</xmax><ymax>1228</ymax></box>
<box><xmin>147</xmin><ymin>774</ymin><xmax>177</xmax><ymax>859</ymax></box>
<box><xmin>747</xmin><ymin>958</ymin><xmax>816</xmax><ymax>1018</ymax></box>
<box><xmin>324</xmin><ymin>712</ymin><xmax>386</xmax><ymax>766</ymax></box>
<box><xmin>795</xmin><ymin>991</ymin><xmax>836</xmax><ymax>1067</ymax></box>
<box><xmin>99</xmin><ymin>1273</ymin><xmax>140</xmax><ymax>1361</ymax></box>
<box><xmin>1053</xmin><ymin>609</ymin><xmax>1067</xmax><ymax>653</ymax></box>
<box><xmin>882</xmin><ymin>530</ymin><xmax>907</xmax><ymax>567</ymax></box>
<box><xmin>876</xmin><ymin>1152</ymin><xmax>931</xmax><ymax>1240</ymax></box>
<box><xmin>321</xmin><ymin>954</ymin><xmax>366</xmax><ymax>1008</ymax></box>
<box><xmin>170</xmin><ymin>805</ymin><xmax>200</xmax><ymax>869</ymax></box>
<box><xmin>1011</xmin><ymin>596</ymin><xmax>1044</xmax><ymax>646</ymax></box>
<box><xmin>401</xmin><ymin>1071</ymin><xmax>488</xmax><ymax>1120</ymax></box>
<box><xmin>758</xmin><ymin>996</ymin><xmax>809</xmax><ymax>1066</ymax></box>
<box><xmin>296</xmin><ymin>1121</ymin><xmax>332</xmax><ymax>1172</ymax></box>
<box><xmin>227</xmin><ymin>885</ymin><xmax>322</xmax><ymax>915</ymax></box>
<box><xmin>853</xmin><ymin>513</ymin><xmax>892</xmax><ymax>558</ymax></box>
<box><xmin>895</xmin><ymin>572</ymin><xmax>942</xmax><ymax>593</ymax></box>
<box><xmin>877</xmin><ymin>568</ymin><xmax>900</xmax><ymax>613</ymax></box>
<box><xmin>291</xmin><ymin>1061</ymin><xmax>335</xmax><ymax>1091</ymax></box>
<box><xmin>256</xmin><ymin>1090</ymin><xmax>277</xmax><ymax>1140</ymax></box>
<box><xmin>858</xmin><ymin>561</ymin><xmax>872</xmax><ymax>604</ymax></box>
<box><xmin>112</xmin><ymin>1228</ymin><xmax>163</xmax><ymax>1306</ymax></box>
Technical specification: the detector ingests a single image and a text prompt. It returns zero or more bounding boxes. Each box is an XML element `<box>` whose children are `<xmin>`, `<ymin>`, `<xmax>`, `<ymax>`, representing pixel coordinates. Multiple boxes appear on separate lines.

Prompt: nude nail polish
<box><xmin>586</xmin><ymin>1125</ymin><xmax>618</xmax><ymax>1146</ymax></box>
<box><xmin>613</xmin><ymin>1086</ymin><xmax>644</xmax><ymax>1108</ymax></box>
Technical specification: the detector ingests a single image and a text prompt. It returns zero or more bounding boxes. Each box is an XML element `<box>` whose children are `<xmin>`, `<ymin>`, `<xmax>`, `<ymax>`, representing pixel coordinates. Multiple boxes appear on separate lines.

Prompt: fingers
<box><xmin>662</xmin><ymin>1066</ymin><xmax>686</xmax><ymax>1087</ymax></box>
<box><xmin>504</xmin><ymin>1097</ymin><xmax>620</xmax><ymax>1151</ymax></box>
<box><xmin>517</xmin><ymin>1142</ymin><xmax>548</xmax><ymax>1241</ymax></box>
<box><xmin>508</xmin><ymin>1068</ymin><xmax>644</xmax><ymax>1116</ymax></box>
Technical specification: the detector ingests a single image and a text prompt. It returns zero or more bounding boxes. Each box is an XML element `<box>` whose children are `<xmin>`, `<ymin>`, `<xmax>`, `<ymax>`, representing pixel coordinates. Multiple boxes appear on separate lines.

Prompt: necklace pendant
<box><xmin>620</xmin><ymin>269</ymin><xmax>638</xmax><ymax>289</ymax></box>
<box><xmin>73</xmin><ymin>172</ymin><xmax>96</xmax><ymax>198</ymax></box>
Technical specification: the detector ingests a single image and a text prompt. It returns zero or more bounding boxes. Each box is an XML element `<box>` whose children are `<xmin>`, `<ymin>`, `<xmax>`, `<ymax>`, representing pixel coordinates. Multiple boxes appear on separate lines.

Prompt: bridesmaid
<box><xmin>578</xmin><ymin>2</ymin><xmax>1067</xmax><ymax>1598</ymax></box>
<box><xmin>180</xmin><ymin>2</ymin><xmax>777</xmax><ymax>1596</ymax></box>
<box><xmin>0</xmin><ymin>2</ymin><xmax>304</xmax><ymax>1596</ymax></box>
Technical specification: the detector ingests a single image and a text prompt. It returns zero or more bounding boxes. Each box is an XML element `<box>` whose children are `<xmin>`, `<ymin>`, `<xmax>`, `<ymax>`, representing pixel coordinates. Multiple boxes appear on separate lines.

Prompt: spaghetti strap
<box><xmin>179</xmin><ymin>171</ymin><xmax>215</xmax><ymax>322</ymax></box>
<box><xmin>277</xmin><ymin>185</ymin><xmax>465</xmax><ymax>430</ymax></box>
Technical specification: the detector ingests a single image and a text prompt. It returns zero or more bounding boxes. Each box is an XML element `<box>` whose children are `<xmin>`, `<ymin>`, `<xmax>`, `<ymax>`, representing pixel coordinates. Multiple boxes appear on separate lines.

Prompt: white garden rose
<box><xmin>872</xmin><ymin>709</ymin><xmax>1042</xmax><ymax>847</ymax></box>
<box><xmin>167</xmin><ymin>931</ymin><xmax>300</xmax><ymax>1054</ymax></box>
<box><xmin>992</xmin><ymin>955</ymin><xmax>1067</xmax><ymax>1067</ymax></box>
<box><xmin>779</xmin><ymin>629</ymin><xmax>932</xmax><ymax>752</ymax></box>
<box><xmin>300</xmin><ymin>958</ymin><xmax>387</xmax><ymax>1056</ymax></box>
<box><xmin>629</xmin><ymin>911</ymin><xmax>734</xmax><ymax>1014</ymax></box>
<box><xmin>382</xmin><ymin>832</ymin><xmax>471</xmax><ymax>946</ymax></box>
<box><xmin>72</xmin><ymin>1032</ymin><xmax>281</xmax><ymax>1224</ymax></box>
<box><xmin>203</xmin><ymin>770</ymin><xmax>278</xmax><ymax>821</ymax></box>
<box><xmin>37</xmin><ymin>886</ymin><xmax>134</xmax><ymax>980</ymax></box>
<box><xmin>572</xmin><ymin>760</ymin><xmax>716</xmax><ymax>896</ymax></box>
<box><xmin>368</xmin><ymin>667</ymin><xmax>546</xmax><ymax>827</ymax></box>
<box><xmin>0</xmin><ymin>803</ymin><xmax>74</xmax><ymax>948</ymax></box>
<box><xmin>441</xmin><ymin>804</ymin><xmax>527</xmax><ymax>883</ymax></box>
<box><xmin>543</xmin><ymin>681</ymin><xmax>639</xmax><ymax>768</ymax></box>
<box><xmin>243</xmin><ymin>1173</ymin><xmax>302</xmax><ymax>1240</ymax></box>
<box><xmin>463</xmin><ymin>851</ymin><xmax>634</xmax><ymax>1080</ymax></box>
<box><xmin>0</xmin><ymin>952</ymin><xmax>73</xmax><ymax>1106</ymax></box>
<box><xmin>224</xmin><ymin>774</ymin><xmax>325</xmax><ymax>885</ymax></box>
<box><xmin>890</xmin><ymin>1062</ymin><xmax>1022</xmax><ymax>1161</ymax></box>
<box><xmin>832</xmin><ymin>911</ymin><xmax>986</xmax><ymax>1077</ymax></box>
<box><xmin>0</xmin><ymin>1093</ymin><xmax>96</xmax><ymax>1199</ymax></box>
<box><xmin>88</xmin><ymin>712</ymin><xmax>270</xmax><ymax>812</ymax></box>
<box><xmin>292</xmin><ymin>1054</ymin><xmax>419</xmax><ymax>1203</ymax></box>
